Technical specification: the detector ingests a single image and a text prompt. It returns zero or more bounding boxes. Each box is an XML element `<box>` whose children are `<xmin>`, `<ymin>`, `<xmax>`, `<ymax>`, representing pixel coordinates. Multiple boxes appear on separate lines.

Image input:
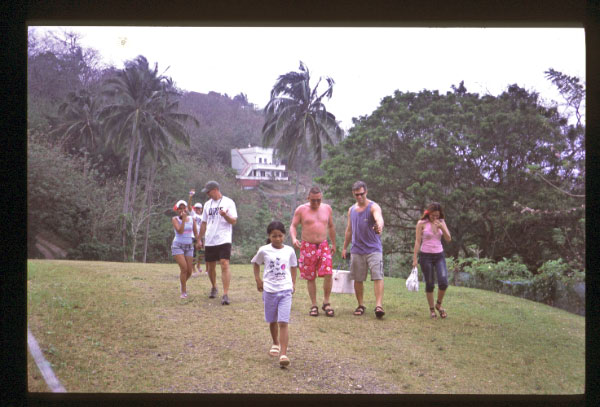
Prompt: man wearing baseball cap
<box><xmin>198</xmin><ymin>181</ymin><xmax>238</xmax><ymax>305</ymax></box>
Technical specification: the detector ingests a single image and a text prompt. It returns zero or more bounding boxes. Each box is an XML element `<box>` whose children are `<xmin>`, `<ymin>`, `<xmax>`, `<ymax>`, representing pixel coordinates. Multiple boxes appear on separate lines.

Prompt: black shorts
<box><xmin>205</xmin><ymin>243</ymin><xmax>232</xmax><ymax>262</ymax></box>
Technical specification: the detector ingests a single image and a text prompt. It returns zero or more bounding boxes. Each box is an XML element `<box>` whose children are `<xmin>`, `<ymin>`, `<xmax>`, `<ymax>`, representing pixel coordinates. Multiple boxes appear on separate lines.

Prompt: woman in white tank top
<box><xmin>171</xmin><ymin>200</ymin><xmax>200</xmax><ymax>298</ymax></box>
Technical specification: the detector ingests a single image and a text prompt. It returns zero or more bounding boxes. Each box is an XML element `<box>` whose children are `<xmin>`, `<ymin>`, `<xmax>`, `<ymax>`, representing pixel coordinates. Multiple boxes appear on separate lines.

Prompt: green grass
<box><xmin>27</xmin><ymin>259</ymin><xmax>584</xmax><ymax>394</ymax></box>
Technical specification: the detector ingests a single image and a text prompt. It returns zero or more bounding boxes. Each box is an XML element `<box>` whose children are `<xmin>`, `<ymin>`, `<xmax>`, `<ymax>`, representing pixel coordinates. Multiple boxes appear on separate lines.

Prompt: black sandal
<box><xmin>353</xmin><ymin>305</ymin><xmax>366</xmax><ymax>316</ymax></box>
<box><xmin>374</xmin><ymin>305</ymin><xmax>385</xmax><ymax>319</ymax></box>
<box><xmin>322</xmin><ymin>303</ymin><xmax>334</xmax><ymax>317</ymax></box>
<box><xmin>309</xmin><ymin>305</ymin><xmax>319</xmax><ymax>317</ymax></box>
<box><xmin>430</xmin><ymin>307</ymin><xmax>437</xmax><ymax>319</ymax></box>
<box><xmin>435</xmin><ymin>300</ymin><xmax>447</xmax><ymax>319</ymax></box>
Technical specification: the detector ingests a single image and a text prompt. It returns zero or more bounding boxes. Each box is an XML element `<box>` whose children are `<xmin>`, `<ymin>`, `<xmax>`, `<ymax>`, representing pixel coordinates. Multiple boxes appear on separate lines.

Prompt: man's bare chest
<box><xmin>301</xmin><ymin>208</ymin><xmax>329</xmax><ymax>226</ymax></box>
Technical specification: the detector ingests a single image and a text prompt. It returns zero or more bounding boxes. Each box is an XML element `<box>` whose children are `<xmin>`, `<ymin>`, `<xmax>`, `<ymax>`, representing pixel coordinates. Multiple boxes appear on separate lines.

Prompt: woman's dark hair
<box><xmin>266</xmin><ymin>221</ymin><xmax>286</xmax><ymax>244</ymax></box>
<box><xmin>419</xmin><ymin>202</ymin><xmax>445</xmax><ymax>221</ymax></box>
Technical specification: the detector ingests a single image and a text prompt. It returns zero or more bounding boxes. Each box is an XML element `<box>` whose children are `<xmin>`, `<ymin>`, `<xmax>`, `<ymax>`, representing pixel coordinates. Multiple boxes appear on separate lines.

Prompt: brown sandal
<box><xmin>430</xmin><ymin>307</ymin><xmax>437</xmax><ymax>319</ymax></box>
<box><xmin>354</xmin><ymin>305</ymin><xmax>366</xmax><ymax>316</ymax></box>
<box><xmin>435</xmin><ymin>300</ymin><xmax>447</xmax><ymax>319</ymax></box>
<box><xmin>309</xmin><ymin>305</ymin><xmax>319</xmax><ymax>316</ymax></box>
<box><xmin>322</xmin><ymin>303</ymin><xmax>334</xmax><ymax>317</ymax></box>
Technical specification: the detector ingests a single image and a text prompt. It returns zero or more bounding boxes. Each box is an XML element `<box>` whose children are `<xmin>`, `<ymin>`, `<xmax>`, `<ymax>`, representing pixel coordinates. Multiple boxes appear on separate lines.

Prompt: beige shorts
<box><xmin>349</xmin><ymin>252</ymin><xmax>384</xmax><ymax>282</ymax></box>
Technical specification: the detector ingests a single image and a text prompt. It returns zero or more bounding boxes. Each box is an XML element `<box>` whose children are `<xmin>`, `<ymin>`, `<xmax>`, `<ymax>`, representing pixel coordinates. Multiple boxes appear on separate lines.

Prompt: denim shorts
<box><xmin>418</xmin><ymin>251</ymin><xmax>449</xmax><ymax>292</ymax></box>
<box><xmin>262</xmin><ymin>289</ymin><xmax>292</xmax><ymax>323</ymax></box>
<box><xmin>171</xmin><ymin>241</ymin><xmax>194</xmax><ymax>257</ymax></box>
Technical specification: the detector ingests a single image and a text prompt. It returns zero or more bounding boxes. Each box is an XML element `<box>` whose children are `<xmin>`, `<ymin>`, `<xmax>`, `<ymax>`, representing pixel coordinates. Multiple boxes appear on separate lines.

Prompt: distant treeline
<box><xmin>27</xmin><ymin>29</ymin><xmax>584</xmax><ymax>282</ymax></box>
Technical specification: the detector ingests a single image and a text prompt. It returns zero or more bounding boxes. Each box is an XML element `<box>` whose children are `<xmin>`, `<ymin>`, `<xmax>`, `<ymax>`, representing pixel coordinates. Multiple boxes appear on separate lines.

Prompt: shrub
<box><xmin>494</xmin><ymin>258</ymin><xmax>533</xmax><ymax>280</ymax></box>
<box><xmin>445</xmin><ymin>256</ymin><xmax>476</xmax><ymax>286</ymax></box>
<box><xmin>67</xmin><ymin>239</ymin><xmax>122</xmax><ymax>261</ymax></box>
<box><xmin>460</xmin><ymin>257</ymin><xmax>533</xmax><ymax>291</ymax></box>
<box><xmin>529</xmin><ymin>259</ymin><xmax>585</xmax><ymax>311</ymax></box>
<box><xmin>386</xmin><ymin>255</ymin><xmax>412</xmax><ymax>278</ymax></box>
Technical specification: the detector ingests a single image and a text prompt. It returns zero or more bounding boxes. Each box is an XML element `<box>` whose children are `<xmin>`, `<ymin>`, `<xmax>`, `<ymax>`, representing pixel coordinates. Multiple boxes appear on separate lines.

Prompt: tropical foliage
<box><xmin>317</xmin><ymin>81</ymin><xmax>584</xmax><ymax>272</ymax></box>
<box><xmin>27</xmin><ymin>29</ymin><xmax>273</xmax><ymax>263</ymax></box>
<box><xmin>262</xmin><ymin>61</ymin><xmax>344</xmax><ymax>213</ymax></box>
<box><xmin>27</xmin><ymin>28</ymin><xmax>584</xmax><ymax>316</ymax></box>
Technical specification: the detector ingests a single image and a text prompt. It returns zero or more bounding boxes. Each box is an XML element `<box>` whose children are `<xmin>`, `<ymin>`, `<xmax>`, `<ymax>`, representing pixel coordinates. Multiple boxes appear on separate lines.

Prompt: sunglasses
<box><xmin>354</xmin><ymin>192</ymin><xmax>366</xmax><ymax>197</ymax></box>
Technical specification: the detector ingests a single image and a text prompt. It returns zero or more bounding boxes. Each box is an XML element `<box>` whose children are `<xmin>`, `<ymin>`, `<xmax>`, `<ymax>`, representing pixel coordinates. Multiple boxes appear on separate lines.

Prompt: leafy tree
<box><xmin>28</xmin><ymin>28</ymin><xmax>104</xmax><ymax>104</ymax></box>
<box><xmin>544</xmin><ymin>68</ymin><xmax>585</xmax><ymax>127</ymax></box>
<box><xmin>318</xmin><ymin>83</ymin><xmax>583</xmax><ymax>270</ymax></box>
<box><xmin>177</xmin><ymin>91</ymin><xmax>265</xmax><ymax>166</ymax></box>
<box><xmin>99</xmin><ymin>55</ymin><xmax>198</xmax><ymax>261</ymax></box>
<box><xmin>262</xmin><ymin>61</ymin><xmax>343</xmax><ymax>214</ymax></box>
<box><xmin>27</xmin><ymin>131</ymin><xmax>123</xmax><ymax>260</ymax></box>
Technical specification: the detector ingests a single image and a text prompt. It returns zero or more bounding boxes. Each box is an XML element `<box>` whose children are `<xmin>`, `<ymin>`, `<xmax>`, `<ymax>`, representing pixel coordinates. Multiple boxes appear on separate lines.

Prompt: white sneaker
<box><xmin>180</xmin><ymin>292</ymin><xmax>188</xmax><ymax>299</ymax></box>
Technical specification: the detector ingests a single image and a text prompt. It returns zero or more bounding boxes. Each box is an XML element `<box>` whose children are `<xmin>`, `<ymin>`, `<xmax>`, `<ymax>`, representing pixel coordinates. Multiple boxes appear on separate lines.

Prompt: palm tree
<box><xmin>48</xmin><ymin>89</ymin><xmax>102</xmax><ymax>154</ymax></box>
<box><xmin>262</xmin><ymin>61</ymin><xmax>343</xmax><ymax>213</ymax></box>
<box><xmin>99</xmin><ymin>55</ymin><xmax>198</xmax><ymax>261</ymax></box>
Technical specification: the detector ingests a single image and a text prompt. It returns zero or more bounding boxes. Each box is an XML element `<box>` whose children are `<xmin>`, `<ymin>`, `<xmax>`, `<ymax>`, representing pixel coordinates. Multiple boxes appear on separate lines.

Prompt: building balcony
<box><xmin>237</xmin><ymin>163</ymin><xmax>288</xmax><ymax>179</ymax></box>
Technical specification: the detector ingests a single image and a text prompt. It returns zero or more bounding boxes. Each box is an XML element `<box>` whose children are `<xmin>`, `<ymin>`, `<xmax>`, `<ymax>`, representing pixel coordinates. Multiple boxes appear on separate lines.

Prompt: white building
<box><xmin>231</xmin><ymin>146</ymin><xmax>288</xmax><ymax>189</ymax></box>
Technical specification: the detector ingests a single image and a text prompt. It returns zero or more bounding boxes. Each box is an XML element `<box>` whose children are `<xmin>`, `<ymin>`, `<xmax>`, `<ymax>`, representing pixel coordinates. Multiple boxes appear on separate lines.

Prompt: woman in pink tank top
<box><xmin>412</xmin><ymin>202</ymin><xmax>452</xmax><ymax>319</ymax></box>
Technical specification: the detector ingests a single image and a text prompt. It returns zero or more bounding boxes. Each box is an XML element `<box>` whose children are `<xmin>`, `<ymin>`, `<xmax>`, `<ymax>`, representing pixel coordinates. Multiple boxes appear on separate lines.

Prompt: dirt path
<box><xmin>34</xmin><ymin>235</ymin><xmax>67</xmax><ymax>259</ymax></box>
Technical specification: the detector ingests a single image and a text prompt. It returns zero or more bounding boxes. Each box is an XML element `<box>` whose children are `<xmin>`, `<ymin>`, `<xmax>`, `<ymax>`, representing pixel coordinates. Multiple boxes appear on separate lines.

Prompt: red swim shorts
<box><xmin>299</xmin><ymin>240</ymin><xmax>333</xmax><ymax>280</ymax></box>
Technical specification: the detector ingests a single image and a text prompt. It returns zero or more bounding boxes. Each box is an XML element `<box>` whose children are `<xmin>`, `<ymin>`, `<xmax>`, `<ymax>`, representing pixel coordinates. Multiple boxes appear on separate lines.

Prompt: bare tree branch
<box><xmin>534</xmin><ymin>172</ymin><xmax>585</xmax><ymax>198</ymax></box>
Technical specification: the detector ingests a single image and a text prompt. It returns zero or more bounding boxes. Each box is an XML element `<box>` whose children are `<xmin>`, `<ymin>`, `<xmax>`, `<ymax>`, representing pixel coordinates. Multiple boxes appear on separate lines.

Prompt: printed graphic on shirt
<box><xmin>207</xmin><ymin>206</ymin><xmax>223</xmax><ymax>220</ymax></box>
<box><xmin>265</xmin><ymin>257</ymin><xmax>287</xmax><ymax>282</ymax></box>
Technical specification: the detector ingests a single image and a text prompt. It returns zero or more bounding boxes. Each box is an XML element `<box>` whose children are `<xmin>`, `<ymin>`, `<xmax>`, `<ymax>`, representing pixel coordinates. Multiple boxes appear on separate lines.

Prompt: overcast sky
<box><xmin>30</xmin><ymin>26</ymin><xmax>585</xmax><ymax>131</ymax></box>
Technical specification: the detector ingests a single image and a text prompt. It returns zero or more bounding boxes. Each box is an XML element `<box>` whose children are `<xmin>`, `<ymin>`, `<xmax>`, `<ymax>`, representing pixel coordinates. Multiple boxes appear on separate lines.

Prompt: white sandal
<box><xmin>279</xmin><ymin>355</ymin><xmax>290</xmax><ymax>366</ymax></box>
<box><xmin>269</xmin><ymin>344</ymin><xmax>280</xmax><ymax>357</ymax></box>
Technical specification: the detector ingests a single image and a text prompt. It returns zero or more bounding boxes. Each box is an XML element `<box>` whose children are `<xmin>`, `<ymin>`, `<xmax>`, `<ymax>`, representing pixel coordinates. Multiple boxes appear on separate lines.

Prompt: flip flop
<box><xmin>269</xmin><ymin>344</ymin><xmax>280</xmax><ymax>357</ymax></box>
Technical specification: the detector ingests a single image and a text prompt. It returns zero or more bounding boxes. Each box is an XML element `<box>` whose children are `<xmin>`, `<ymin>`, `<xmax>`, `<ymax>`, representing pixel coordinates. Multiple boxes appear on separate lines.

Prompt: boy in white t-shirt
<box><xmin>198</xmin><ymin>181</ymin><xmax>238</xmax><ymax>305</ymax></box>
<box><xmin>252</xmin><ymin>221</ymin><xmax>297</xmax><ymax>367</ymax></box>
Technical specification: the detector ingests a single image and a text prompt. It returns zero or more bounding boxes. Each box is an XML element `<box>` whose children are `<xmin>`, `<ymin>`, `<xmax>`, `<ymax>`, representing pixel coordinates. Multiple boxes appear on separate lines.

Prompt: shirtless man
<box><xmin>290</xmin><ymin>186</ymin><xmax>337</xmax><ymax>317</ymax></box>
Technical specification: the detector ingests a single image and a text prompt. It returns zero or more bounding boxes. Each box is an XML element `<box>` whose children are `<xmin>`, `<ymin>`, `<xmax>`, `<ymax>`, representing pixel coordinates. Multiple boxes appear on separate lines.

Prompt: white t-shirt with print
<box><xmin>201</xmin><ymin>195</ymin><xmax>238</xmax><ymax>246</ymax></box>
<box><xmin>251</xmin><ymin>244</ymin><xmax>298</xmax><ymax>293</ymax></box>
<box><xmin>191</xmin><ymin>210</ymin><xmax>202</xmax><ymax>237</ymax></box>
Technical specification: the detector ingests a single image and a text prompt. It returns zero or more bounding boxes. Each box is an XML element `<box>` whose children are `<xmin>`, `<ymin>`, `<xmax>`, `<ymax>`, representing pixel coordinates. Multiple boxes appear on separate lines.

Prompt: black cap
<box><xmin>201</xmin><ymin>180</ymin><xmax>220</xmax><ymax>193</ymax></box>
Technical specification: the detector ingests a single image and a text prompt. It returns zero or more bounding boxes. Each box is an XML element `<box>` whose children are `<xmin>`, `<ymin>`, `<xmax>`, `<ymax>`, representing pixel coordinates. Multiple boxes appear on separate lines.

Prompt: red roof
<box><xmin>238</xmin><ymin>179</ymin><xmax>260</xmax><ymax>188</ymax></box>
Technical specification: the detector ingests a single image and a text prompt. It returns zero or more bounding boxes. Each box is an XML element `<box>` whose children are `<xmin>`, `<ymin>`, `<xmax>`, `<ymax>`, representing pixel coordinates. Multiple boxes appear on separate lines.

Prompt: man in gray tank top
<box><xmin>341</xmin><ymin>181</ymin><xmax>386</xmax><ymax>318</ymax></box>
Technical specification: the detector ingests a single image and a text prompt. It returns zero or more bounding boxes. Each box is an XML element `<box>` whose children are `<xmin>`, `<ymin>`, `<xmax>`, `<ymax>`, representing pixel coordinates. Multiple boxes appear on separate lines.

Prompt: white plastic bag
<box><xmin>406</xmin><ymin>267</ymin><xmax>419</xmax><ymax>292</ymax></box>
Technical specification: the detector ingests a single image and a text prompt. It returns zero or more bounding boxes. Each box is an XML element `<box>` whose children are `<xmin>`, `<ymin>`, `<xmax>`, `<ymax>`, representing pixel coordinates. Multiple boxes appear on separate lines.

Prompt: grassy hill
<box><xmin>27</xmin><ymin>260</ymin><xmax>584</xmax><ymax>394</ymax></box>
